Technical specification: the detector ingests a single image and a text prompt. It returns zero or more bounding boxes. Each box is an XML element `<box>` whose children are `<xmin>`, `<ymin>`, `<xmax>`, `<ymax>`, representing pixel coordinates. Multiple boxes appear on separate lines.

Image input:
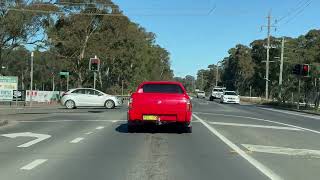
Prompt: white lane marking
<box><xmin>193</xmin><ymin>114</ymin><xmax>282</xmax><ymax>180</ymax></box>
<box><xmin>20</xmin><ymin>159</ymin><xmax>47</xmax><ymax>170</ymax></box>
<box><xmin>96</xmin><ymin>126</ymin><xmax>105</xmax><ymax>130</ymax></box>
<box><xmin>19</xmin><ymin>120</ymin><xmax>127</xmax><ymax>123</ymax></box>
<box><xmin>112</xmin><ymin>120</ymin><xmax>118</xmax><ymax>123</ymax></box>
<box><xmin>70</xmin><ymin>137</ymin><xmax>84</xmax><ymax>143</ymax></box>
<box><xmin>242</xmin><ymin>144</ymin><xmax>320</xmax><ymax>158</ymax></box>
<box><xmin>194</xmin><ymin>112</ymin><xmax>320</xmax><ymax>135</ymax></box>
<box><xmin>85</xmin><ymin>132</ymin><xmax>93</xmax><ymax>135</ymax></box>
<box><xmin>1</xmin><ymin>132</ymin><xmax>51</xmax><ymax>148</ymax></box>
<box><xmin>207</xmin><ymin>121</ymin><xmax>303</xmax><ymax>131</ymax></box>
<box><xmin>260</xmin><ymin>108</ymin><xmax>320</xmax><ymax>120</ymax></box>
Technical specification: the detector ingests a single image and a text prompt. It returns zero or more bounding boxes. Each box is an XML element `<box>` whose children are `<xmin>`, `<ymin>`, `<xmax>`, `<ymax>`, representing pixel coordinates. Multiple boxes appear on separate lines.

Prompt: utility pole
<box><xmin>215</xmin><ymin>63</ymin><xmax>219</xmax><ymax>87</ymax></box>
<box><xmin>201</xmin><ymin>72</ymin><xmax>204</xmax><ymax>90</ymax></box>
<box><xmin>121</xmin><ymin>80</ymin><xmax>124</xmax><ymax>96</ymax></box>
<box><xmin>265</xmin><ymin>11</ymin><xmax>271</xmax><ymax>100</ymax></box>
<box><xmin>30</xmin><ymin>52</ymin><xmax>34</xmax><ymax>107</ymax></box>
<box><xmin>279</xmin><ymin>37</ymin><xmax>285</xmax><ymax>99</ymax></box>
<box><xmin>261</xmin><ymin>11</ymin><xmax>276</xmax><ymax>100</ymax></box>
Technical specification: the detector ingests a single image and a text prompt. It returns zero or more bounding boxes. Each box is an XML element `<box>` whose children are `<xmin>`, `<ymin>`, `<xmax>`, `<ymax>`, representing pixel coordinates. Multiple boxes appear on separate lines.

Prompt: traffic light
<box><xmin>301</xmin><ymin>64</ymin><xmax>310</xmax><ymax>77</ymax></box>
<box><xmin>292</xmin><ymin>64</ymin><xmax>302</xmax><ymax>75</ymax></box>
<box><xmin>89</xmin><ymin>58</ymin><xmax>100</xmax><ymax>71</ymax></box>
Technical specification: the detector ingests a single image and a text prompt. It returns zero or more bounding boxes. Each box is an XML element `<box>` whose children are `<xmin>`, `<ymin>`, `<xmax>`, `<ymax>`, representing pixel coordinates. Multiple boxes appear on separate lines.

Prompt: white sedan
<box><xmin>220</xmin><ymin>91</ymin><xmax>240</xmax><ymax>104</ymax></box>
<box><xmin>60</xmin><ymin>88</ymin><xmax>122</xmax><ymax>109</ymax></box>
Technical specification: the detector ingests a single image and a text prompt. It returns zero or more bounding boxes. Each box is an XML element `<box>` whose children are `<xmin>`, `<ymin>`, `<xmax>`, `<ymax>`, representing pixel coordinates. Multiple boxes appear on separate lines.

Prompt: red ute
<box><xmin>127</xmin><ymin>81</ymin><xmax>192</xmax><ymax>133</ymax></box>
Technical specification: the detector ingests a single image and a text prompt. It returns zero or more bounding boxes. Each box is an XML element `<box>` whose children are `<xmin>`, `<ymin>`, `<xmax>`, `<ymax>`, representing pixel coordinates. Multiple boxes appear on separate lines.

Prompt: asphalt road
<box><xmin>1</xmin><ymin>98</ymin><xmax>320</xmax><ymax>180</ymax></box>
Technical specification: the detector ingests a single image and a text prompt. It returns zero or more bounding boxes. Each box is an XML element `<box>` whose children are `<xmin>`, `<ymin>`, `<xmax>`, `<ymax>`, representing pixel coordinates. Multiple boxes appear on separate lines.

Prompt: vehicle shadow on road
<box><xmin>115</xmin><ymin>123</ymin><xmax>187</xmax><ymax>134</ymax></box>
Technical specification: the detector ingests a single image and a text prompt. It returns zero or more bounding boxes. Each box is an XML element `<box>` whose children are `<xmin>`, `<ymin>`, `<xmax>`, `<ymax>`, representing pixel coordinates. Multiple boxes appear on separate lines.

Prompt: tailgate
<box><xmin>133</xmin><ymin>93</ymin><xmax>188</xmax><ymax>115</ymax></box>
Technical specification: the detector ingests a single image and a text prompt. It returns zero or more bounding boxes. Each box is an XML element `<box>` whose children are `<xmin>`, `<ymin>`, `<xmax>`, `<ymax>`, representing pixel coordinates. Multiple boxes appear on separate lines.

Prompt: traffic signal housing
<box><xmin>301</xmin><ymin>64</ymin><xmax>310</xmax><ymax>77</ymax></box>
<box><xmin>292</xmin><ymin>64</ymin><xmax>302</xmax><ymax>75</ymax></box>
<box><xmin>89</xmin><ymin>58</ymin><xmax>100</xmax><ymax>71</ymax></box>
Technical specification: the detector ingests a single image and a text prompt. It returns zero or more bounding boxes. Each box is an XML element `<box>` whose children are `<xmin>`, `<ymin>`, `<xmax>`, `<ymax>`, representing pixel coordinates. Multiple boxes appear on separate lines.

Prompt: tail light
<box><xmin>129</xmin><ymin>97</ymin><xmax>133</xmax><ymax>109</ymax></box>
<box><xmin>186</xmin><ymin>99</ymin><xmax>192</xmax><ymax>111</ymax></box>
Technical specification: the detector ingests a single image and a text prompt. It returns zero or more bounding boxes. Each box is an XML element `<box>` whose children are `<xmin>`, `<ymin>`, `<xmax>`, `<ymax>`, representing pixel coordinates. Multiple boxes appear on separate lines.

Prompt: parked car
<box><xmin>196</xmin><ymin>91</ymin><xmax>206</xmax><ymax>98</ymax></box>
<box><xmin>127</xmin><ymin>81</ymin><xmax>192</xmax><ymax>133</ymax></box>
<box><xmin>220</xmin><ymin>91</ymin><xmax>240</xmax><ymax>104</ymax></box>
<box><xmin>60</xmin><ymin>88</ymin><xmax>122</xmax><ymax>109</ymax></box>
<box><xmin>209</xmin><ymin>87</ymin><xmax>226</xmax><ymax>101</ymax></box>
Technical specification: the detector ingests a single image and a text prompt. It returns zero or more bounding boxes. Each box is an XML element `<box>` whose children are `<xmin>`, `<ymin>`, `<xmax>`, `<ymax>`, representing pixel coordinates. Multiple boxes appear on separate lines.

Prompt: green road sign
<box><xmin>59</xmin><ymin>72</ymin><xmax>69</xmax><ymax>76</ymax></box>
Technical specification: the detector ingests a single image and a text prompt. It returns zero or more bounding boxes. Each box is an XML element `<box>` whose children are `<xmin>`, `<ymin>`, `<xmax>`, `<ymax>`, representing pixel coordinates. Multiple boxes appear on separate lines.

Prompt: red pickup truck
<box><xmin>127</xmin><ymin>81</ymin><xmax>192</xmax><ymax>133</ymax></box>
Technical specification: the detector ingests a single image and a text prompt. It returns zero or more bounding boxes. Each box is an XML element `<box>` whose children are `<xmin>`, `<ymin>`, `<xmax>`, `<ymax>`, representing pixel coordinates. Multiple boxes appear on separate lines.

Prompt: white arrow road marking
<box><xmin>207</xmin><ymin>122</ymin><xmax>303</xmax><ymax>131</ymax></box>
<box><xmin>70</xmin><ymin>137</ymin><xmax>84</xmax><ymax>143</ymax></box>
<box><xmin>242</xmin><ymin>144</ymin><xmax>320</xmax><ymax>158</ymax></box>
<box><xmin>1</xmin><ymin>132</ymin><xmax>51</xmax><ymax>148</ymax></box>
<box><xmin>96</xmin><ymin>126</ymin><xmax>104</xmax><ymax>130</ymax></box>
<box><xmin>20</xmin><ymin>159</ymin><xmax>48</xmax><ymax>170</ymax></box>
<box><xmin>193</xmin><ymin>114</ymin><xmax>282</xmax><ymax>180</ymax></box>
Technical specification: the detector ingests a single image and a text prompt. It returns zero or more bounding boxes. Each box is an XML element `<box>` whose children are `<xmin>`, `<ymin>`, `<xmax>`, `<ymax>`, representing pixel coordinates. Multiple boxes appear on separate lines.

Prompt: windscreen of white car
<box><xmin>213</xmin><ymin>89</ymin><xmax>224</xmax><ymax>92</ymax></box>
<box><xmin>143</xmin><ymin>84</ymin><xmax>184</xmax><ymax>94</ymax></box>
<box><xmin>224</xmin><ymin>92</ymin><xmax>237</xmax><ymax>96</ymax></box>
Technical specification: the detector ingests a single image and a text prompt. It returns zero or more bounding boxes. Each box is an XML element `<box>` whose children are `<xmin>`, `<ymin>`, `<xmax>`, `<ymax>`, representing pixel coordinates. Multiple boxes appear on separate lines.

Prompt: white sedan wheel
<box><xmin>65</xmin><ymin>100</ymin><xmax>75</xmax><ymax>109</ymax></box>
<box><xmin>105</xmin><ymin>100</ymin><xmax>115</xmax><ymax>109</ymax></box>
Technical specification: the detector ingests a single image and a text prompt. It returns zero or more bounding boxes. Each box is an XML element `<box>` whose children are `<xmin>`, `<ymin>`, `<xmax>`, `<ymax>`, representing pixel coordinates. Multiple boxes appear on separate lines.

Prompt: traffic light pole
<box><xmin>93</xmin><ymin>71</ymin><xmax>96</xmax><ymax>89</ymax></box>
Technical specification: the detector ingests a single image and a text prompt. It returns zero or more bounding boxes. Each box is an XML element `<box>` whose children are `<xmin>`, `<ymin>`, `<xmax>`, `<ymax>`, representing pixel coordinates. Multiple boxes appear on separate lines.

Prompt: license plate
<box><xmin>143</xmin><ymin>115</ymin><xmax>158</xmax><ymax>121</ymax></box>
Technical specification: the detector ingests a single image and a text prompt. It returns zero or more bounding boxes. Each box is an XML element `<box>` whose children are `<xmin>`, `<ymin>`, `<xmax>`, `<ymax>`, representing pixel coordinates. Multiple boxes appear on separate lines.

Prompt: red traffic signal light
<box><xmin>301</xmin><ymin>64</ymin><xmax>310</xmax><ymax>76</ymax></box>
<box><xmin>89</xmin><ymin>58</ymin><xmax>100</xmax><ymax>71</ymax></box>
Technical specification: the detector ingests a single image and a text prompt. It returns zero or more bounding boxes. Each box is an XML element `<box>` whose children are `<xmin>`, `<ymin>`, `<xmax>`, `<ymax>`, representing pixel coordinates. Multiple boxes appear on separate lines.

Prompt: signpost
<box><xmin>59</xmin><ymin>71</ymin><xmax>70</xmax><ymax>91</ymax></box>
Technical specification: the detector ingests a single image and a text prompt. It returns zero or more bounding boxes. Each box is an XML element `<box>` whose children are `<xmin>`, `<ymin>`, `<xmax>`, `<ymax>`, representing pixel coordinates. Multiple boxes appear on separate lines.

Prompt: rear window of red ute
<box><xmin>142</xmin><ymin>84</ymin><xmax>184</xmax><ymax>94</ymax></box>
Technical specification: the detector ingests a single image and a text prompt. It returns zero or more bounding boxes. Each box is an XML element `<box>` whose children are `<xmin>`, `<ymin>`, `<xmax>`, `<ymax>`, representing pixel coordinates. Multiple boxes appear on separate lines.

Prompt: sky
<box><xmin>112</xmin><ymin>0</ymin><xmax>319</xmax><ymax>77</ymax></box>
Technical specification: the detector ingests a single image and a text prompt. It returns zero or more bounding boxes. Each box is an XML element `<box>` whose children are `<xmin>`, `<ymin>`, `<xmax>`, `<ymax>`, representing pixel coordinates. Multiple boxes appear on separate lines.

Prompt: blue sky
<box><xmin>113</xmin><ymin>0</ymin><xmax>319</xmax><ymax>77</ymax></box>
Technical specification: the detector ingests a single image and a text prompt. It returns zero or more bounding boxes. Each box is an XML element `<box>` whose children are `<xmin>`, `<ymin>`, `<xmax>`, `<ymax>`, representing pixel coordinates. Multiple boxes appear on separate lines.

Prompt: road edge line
<box><xmin>193</xmin><ymin>114</ymin><xmax>282</xmax><ymax>180</ymax></box>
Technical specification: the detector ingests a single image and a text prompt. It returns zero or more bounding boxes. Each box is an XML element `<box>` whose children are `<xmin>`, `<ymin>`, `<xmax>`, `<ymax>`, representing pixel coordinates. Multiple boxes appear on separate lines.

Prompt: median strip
<box><xmin>20</xmin><ymin>159</ymin><xmax>47</xmax><ymax>170</ymax></box>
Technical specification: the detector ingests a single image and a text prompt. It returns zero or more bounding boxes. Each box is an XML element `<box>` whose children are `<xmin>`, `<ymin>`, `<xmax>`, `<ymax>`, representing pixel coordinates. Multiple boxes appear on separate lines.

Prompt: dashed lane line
<box><xmin>70</xmin><ymin>137</ymin><xmax>84</xmax><ymax>143</ymax></box>
<box><xmin>85</xmin><ymin>132</ymin><xmax>93</xmax><ymax>135</ymax></box>
<box><xmin>193</xmin><ymin>114</ymin><xmax>282</xmax><ymax>180</ymax></box>
<box><xmin>96</xmin><ymin>126</ymin><xmax>105</xmax><ymax>130</ymax></box>
<box><xmin>207</xmin><ymin>121</ymin><xmax>303</xmax><ymax>131</ymax></box>
<box><xmin>20</xmin><ymin>159</ymin><xmax>48</xmax><ymax>170</ymax></box>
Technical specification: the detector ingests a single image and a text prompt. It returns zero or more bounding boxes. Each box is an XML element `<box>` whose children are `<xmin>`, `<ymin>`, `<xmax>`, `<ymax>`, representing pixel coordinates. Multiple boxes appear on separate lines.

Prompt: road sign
<box><xmin>59</xmin><ymin>71</ymin><xmax>69</xmax><ymax>76</ymax></box>
<box><xmin>1</xmin><ymin>132</ymin><xmax>51</xmax><ymax>148</ymax></box>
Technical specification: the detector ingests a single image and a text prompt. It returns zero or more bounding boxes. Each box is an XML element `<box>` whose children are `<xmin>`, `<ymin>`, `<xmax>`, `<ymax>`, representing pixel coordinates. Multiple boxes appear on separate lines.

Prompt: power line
<box><xmin>276</xmin><ymin>0</ymin><xmax>312</xmax><ymax>25</ymax></box>
<box><xmin>282</xmin><ymin>0</ymin><xmax>312</xmax><ymax>25</ymax></box>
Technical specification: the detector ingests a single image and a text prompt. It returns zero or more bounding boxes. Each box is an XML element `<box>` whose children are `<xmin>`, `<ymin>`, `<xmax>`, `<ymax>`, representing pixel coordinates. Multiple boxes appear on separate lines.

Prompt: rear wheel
<box><xmin>179</xmin><ymin>123</ymin><xmax>192</xmax><ymax>133</ymax></box>
<box><xmin>105</xmin><ymin>100</ymin><xmax>115</xmax><ymax>109</ymax></box>
<box><xmin>65</xmin><ymin>100</ymin><xmax>76</xmax><ymax>109</ymax></box>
